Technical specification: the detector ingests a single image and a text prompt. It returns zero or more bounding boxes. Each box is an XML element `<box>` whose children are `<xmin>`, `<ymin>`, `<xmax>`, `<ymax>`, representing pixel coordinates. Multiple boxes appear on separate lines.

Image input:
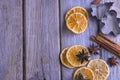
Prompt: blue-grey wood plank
<box><xmin>60</xmin><ymin>0</ymin><xmax>99</xmax><ymax>80</ymax></box>
<box><xmin>0</xmin><ymin>0</ymin><xmax>23</xmax><ymax>80</ymax></box>
<box><xmin>25</xmin><ymin>0</ymin><xmax>60</xmax><ymax>80</ymax></box>
<box><xmin>100</xmin><ymin>0</ymin><xmax>120</xmax><ymax>80</ymax></box>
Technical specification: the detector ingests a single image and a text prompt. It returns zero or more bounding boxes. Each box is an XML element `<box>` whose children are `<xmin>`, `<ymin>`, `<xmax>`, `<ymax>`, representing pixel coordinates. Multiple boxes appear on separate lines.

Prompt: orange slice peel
<box><xmin>66</xmin><ymin>45</ymin><xmax>90</xmax><ymax>67</ymax></box>
<box><xmin>60</xmin><ymin>48</ymin><xmax>74</xmax><ymax>68</ymax></box>
<box><xmin>87</xmin><ymin>59</ymin><xmax>110</xmax><ymax>80</ymax></box>
<box><xmin>73</xmin><ymin>67</ymin><xmax>95</xmax><ymax>80</ymax></box>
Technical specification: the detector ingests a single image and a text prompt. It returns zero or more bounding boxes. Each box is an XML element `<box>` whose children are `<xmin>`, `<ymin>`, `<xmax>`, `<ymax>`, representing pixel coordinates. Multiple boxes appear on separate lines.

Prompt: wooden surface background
<box><xmin>0</xmin><ymin>0</ymin><xmax>120</xmax><ymax>80</ymax></box>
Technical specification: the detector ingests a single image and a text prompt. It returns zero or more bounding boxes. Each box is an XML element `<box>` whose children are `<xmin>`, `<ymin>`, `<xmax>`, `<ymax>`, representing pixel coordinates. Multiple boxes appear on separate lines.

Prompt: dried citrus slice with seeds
<box><xmin>60</xmin><ymin>48</ymin><xmax>74</xmax><ymax>68</ymax></box>
<box><xmin>73</xmin><ymin>67</ymin><xmax>95</xmax><ymax>80</ymax></box>
<box><xmin>66</xmin><ymin>45</ymin><xmax>90</xmax><ymax>67</ymax></box>
<box><xmin>66</xmin><ymin>13</ymin><xmax>88</xmax><ymax>34</ymax></box>
<box><xmin>65</xmin><ymin>6</ymin><xmax>89</xmax><ymax>20</ymax></box>
<box><xmin>87</xmin><ymin>59</ymin><xmax>110</xmax><ymax>80</ymax></box>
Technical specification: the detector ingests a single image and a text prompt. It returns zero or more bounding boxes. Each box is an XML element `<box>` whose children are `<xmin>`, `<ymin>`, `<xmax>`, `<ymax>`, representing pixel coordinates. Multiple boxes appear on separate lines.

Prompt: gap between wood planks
<box><xmin>22</xmin><ymin>0</ymin><xmax>26</xmax><ymax>80</ymax></box>
<box><xmin>58</xmin><ymin>0</ymin><xmax>63</xmax><ymax>80</ymax></box>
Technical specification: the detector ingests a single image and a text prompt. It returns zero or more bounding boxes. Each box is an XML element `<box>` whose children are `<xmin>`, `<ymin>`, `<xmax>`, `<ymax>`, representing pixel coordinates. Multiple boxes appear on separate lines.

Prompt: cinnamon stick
<box><xmin>98</xmin><ymin>33</ymin><xmax>119</xmax><ymax>45</ymax></box>
<box><xmin>91</xmin><ymin>0</ymin><xmax>101</xmax><ymax>4</ymax></box>
<box><xmin>92</xmin><ymin>37</ymin><xmax>119</xmax><ymax>55</ymax></box>
<box><xmin>91</xmin><ymin>33</ymin><xmax>120</xmax><ymax>57</ymax></box>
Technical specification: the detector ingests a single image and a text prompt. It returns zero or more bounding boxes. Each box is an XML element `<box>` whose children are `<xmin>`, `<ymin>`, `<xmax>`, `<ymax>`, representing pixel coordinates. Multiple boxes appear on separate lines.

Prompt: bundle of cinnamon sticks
<box><xmin>92</xmin><ymin>33</ymin><xmax>120</xmax><ymax>57</ymax></box>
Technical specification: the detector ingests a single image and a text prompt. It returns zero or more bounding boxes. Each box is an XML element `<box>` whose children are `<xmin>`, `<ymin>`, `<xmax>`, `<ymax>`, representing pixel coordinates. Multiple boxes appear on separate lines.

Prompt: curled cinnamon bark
<box><xmin>91</xmin><ymin>33</ymin><xmax>120</xmax><ymax>57</ymax></box>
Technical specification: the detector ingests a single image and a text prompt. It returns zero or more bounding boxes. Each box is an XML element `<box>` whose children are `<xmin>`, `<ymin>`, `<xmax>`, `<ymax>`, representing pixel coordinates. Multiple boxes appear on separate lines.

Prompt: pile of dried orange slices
<box><xmin>60</xmin><ymin>45</ymin><xmax>90</xmax><ymax>68</ymax></box>
<box><xmin>60</xmin><ymin>45</ymin><xmax>110</xmax><ymax>80</ymax></box>
<box><xmin>65</xmin><ymin>7</ymin><xmax>89</xmax><ymax>34</ymax></box>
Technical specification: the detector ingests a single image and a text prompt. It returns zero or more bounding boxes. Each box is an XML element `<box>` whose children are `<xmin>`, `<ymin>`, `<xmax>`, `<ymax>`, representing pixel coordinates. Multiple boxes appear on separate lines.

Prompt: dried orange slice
<box><xmin>66</xmin><ymin>45</ymin><xmax>90</xmax><ymax>67</ymax></box>
<box><xmin>66</xmin><ymin>13</ymin><xmax>88</xmax><ymax>34</ymax></box>
<box><xmin>73</xmin><ymin>67</ymin><xmax>95</xmax><ymax>80</ymax></box>
<box><xmin>65</xmin><ymin>6</ymin><xmax>89</xmax><ymax>20</ymax></box>
<box><xmin>87</xmin><ymin>59</ymin><xmax>110</xmax><ymax>80</ymax></box>
<box><xmin>60</xmin><ymin>48</ymin><xmax>74</xmax><ymax>68</ymax></box>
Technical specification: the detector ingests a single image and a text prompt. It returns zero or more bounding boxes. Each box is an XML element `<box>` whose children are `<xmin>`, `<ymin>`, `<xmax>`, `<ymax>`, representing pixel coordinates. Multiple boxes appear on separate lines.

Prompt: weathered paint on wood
<box><xmin>25</xmin><ymin>0</ymin><xmax>60</xmax><ymax>80</ymax></box>
<box><xmin>0</xmin><ymin>0</ymin><xmax>23</xmax><ymax>80</ymax></box>
<box><xmin>0</xmin><ymin>0</ymin><xmax>120</xmax><ymax>80</ymax></box>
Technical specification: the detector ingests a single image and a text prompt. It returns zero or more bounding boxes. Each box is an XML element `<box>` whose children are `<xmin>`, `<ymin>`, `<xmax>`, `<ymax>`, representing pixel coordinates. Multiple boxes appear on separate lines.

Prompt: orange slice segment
<box><xmin>65</xmin><ymin>6</ymin><xmax>89</xmax><ymax>20</ymax></box>
<box><xmin>87</xmin><ymin>59</ymin><xmax>110</xmax><ymax>80</ymax></box>
<box><xmin>66</xmin><ymin>13</ymin><xmax>88</xmax><ymax>34</ymax></box>
<box><xmin>60</xmin><ymin>48</ymin><xmax>74</xmax><ymax>68</ymax></box>
<box><xmin>66</xmin><ymin>45</ymin><xmax>90</xmax><ymax>67</ymax></box>
<box><xmin>73</xmin><ymin>67</ymin><xmax>95</xmax><ymax>80</ymax></box>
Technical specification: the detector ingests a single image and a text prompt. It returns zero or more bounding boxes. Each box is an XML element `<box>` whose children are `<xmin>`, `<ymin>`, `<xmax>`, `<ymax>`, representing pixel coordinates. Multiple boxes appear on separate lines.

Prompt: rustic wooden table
<box><xmin>0</xmin><ymin>0</ymin><xmax>120</xmax><ymax>80</ymax></box>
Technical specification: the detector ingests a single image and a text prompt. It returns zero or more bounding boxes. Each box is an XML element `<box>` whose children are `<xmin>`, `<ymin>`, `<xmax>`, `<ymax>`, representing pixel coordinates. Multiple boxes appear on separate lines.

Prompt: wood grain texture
<box><xmin>60</xmin><ymin>0</ymin><xmax>99</xmax><ymax>80</ymax></box>
<box><xmin>100</xmin><ymin>0</ymin><xmax>120</xmax><ymax>80</ymax></box>
<box><xmin>25</xmin><ymin>0</ymin><xmax>60</xmax><ymax>80</ymax></box>
<box><xmin>0</xmin><ymin>0</ymin><xmax>23</xmax><ymax>80</ymax></box>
